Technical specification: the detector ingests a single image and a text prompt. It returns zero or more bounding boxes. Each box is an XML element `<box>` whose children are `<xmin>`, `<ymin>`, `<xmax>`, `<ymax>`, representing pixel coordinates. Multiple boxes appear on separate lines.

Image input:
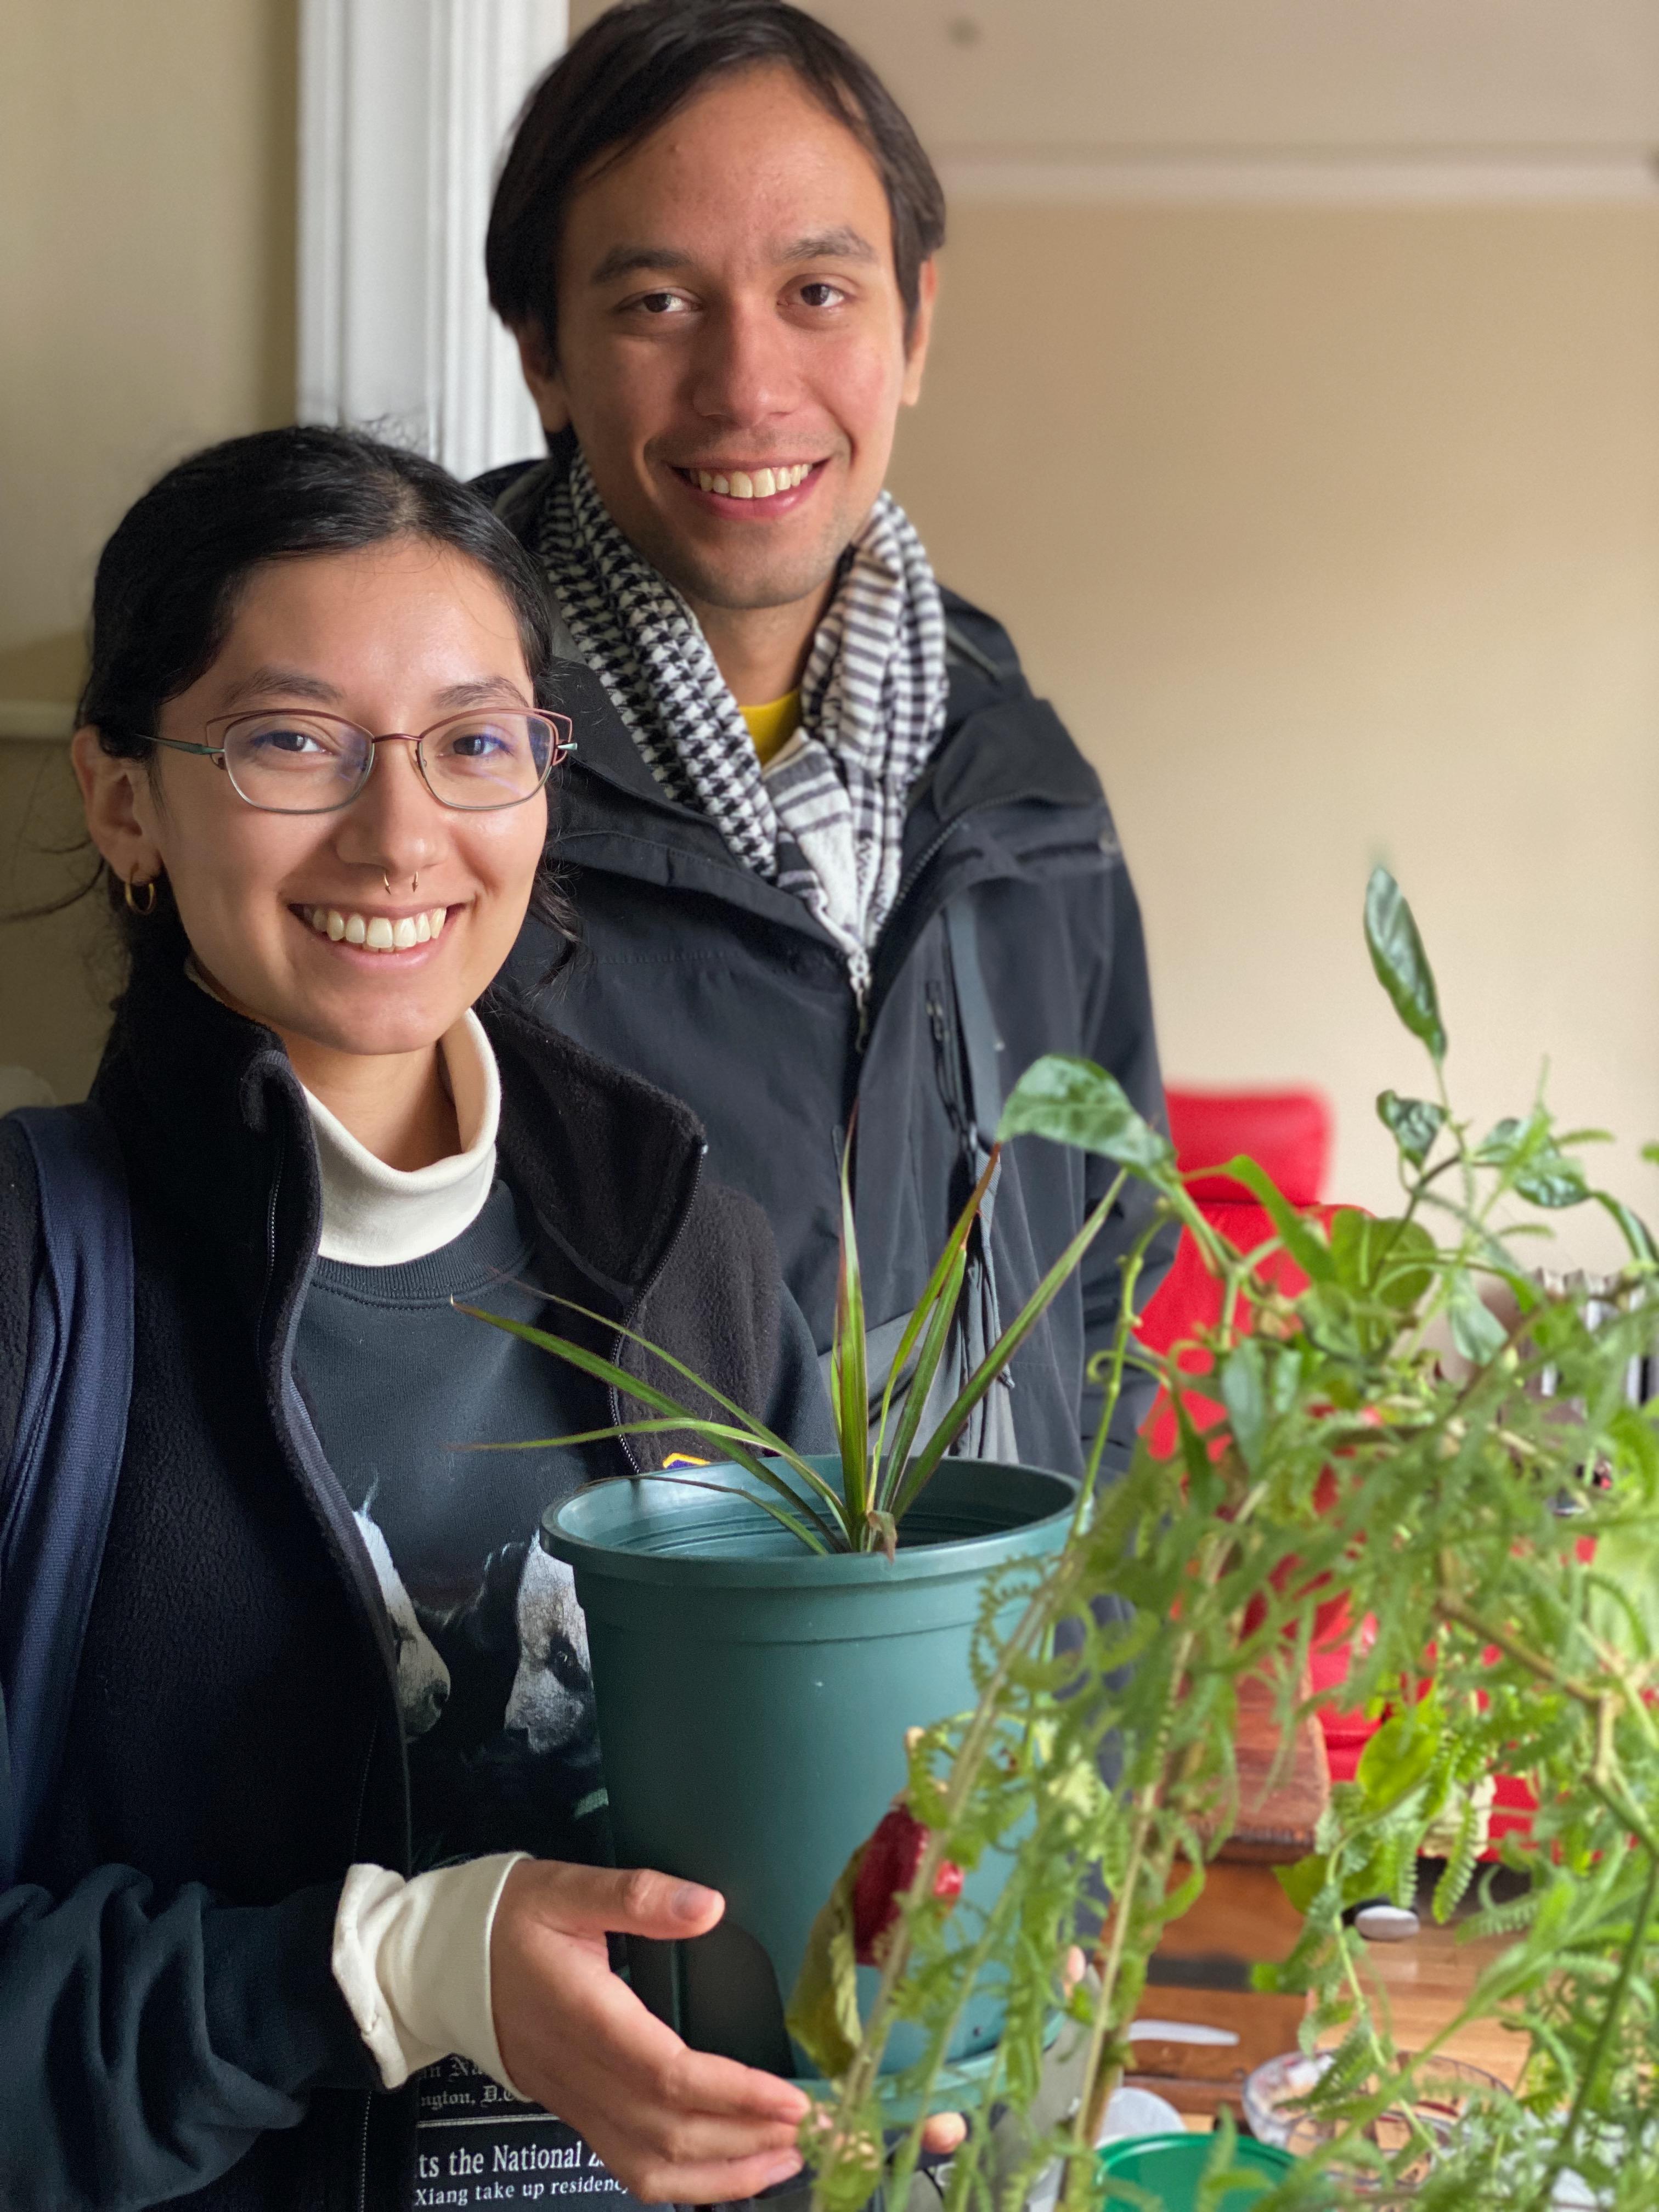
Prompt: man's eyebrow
<box><xmin>588</xmin><ymin>227</ymin><xmax>878</xmax><ymax>287</ymax></box>
<box><xmin>780</xmin><ymin>226</ymin><xmax>878</xmax><ymax>264</ymax></box>
<box><xmin>589</xmin><ymin>243</ymin><xmax>693</xmax><ymax>285</ymax></box>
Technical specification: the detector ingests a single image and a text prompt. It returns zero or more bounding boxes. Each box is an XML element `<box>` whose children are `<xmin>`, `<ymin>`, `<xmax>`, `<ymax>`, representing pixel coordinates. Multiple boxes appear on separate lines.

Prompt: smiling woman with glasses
<box><xmin>0</xmin><ymin>425</ymin><xmax>829</xmax><ymax>2212</ymax></box>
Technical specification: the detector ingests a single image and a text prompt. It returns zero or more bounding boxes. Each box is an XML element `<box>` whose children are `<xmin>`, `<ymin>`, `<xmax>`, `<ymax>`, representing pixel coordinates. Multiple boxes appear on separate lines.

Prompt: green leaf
<box><xmin>1447</xmin><ymin>1274</ymin><xmax>1508</xmax><ymax>1363</ymax></box>
<box><xmin>996</xmin><ymin>1054</ymin><xmax>1174</xmax><ymax>1177</ymax></box>
<box><xmin>870</xmin><ymin>1151</ymin><xmax>995</xmax><ymax>1495</ymax></box>
<box><xmin>1586</xmin><ymin>1525</ymin><xmax>1659</xmax><ymax>1658</ymax></box>
<box><xmin>1364</xmin><ymin>866</ymin><xmax>1447</xmax><ymax>1064</ymax></box>
<box><xmin>531</xmin><ymin>1293</ymin><xmax>852</xmax><ymax>1527</ymax></box>
<box><xmin>1514</xmin><ymin>1154</ymin><xmax>1589</xmax><ymax>1210</ymax></box>
<box><xmin>891</xmin><ymin>1177</ymin><xmax>1120</xmax><ymax>1519</ymax></box>
<box><xmin>1376</xmin><ymin>1089</ymin><xmax>1446</xmax><ymax>1167</ymax></box>
<box><xmin>1595</xmin><ymin>1191</ymin><xmax>1659</xmax><ymax>1268</ymax></box>
<box><xmin>878</xmin><ymin>1248</ymin><xmax>967</xmax><ymax>1519</ymax></box>
<box><xmin>1198</xmin><ymin>1154</ymin><xmax>1336</xmax><ymax>1285</ymax></box>
<box><xmin>1329</xmin><ymin>1209</ymin><xmax>1435</xmax><ymax>1313</ymax></box>
<box><xmin>1217</xmin><ymin>1339</ymin><xmax>1267</xmax><ymax>1471</ymax></box>
<box><xmin>455</xmin><ymin>1304</ymin><xmax>846</xmax><ymax>1549</ymax></box>
<box><xmin>1276</xmin><ymin>1852</ymin><xmax>1329</xmax><ymax>1914</ymax></box>
<box><xmin>1473</xmin><ymin>1116</ymin><xmax>1525</xmax><ymax>1167</ymax></box>
<box><xmin>1356</xmin><ymin>1701</ymin><xmax>1442</xmax><ymax>1812</ymax></box>
<box><xmin>785</xmin><ymin>1841</ymin><xmax>866</xmax><ymax>2078</ymax></box>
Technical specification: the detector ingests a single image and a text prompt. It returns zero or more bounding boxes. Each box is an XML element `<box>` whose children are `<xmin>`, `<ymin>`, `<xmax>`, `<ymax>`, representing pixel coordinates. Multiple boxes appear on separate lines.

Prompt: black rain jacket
<box><xmin>0</xmin><ymin>949</ymin><xmax>827</xmax><ymax>2212</ymax></box>
<box><xmin>483</xmin><ymin>458</ymin><xmax>1176</xmax><ymax>1479</ymax></box>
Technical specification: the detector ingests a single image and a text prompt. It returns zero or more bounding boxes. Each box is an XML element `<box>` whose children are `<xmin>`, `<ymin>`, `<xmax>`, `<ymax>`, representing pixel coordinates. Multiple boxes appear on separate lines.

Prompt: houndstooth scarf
<box><xmin>535</xmin><ymin>452</ymin><xmax>949</xmax><ymax>1003</ymax></box>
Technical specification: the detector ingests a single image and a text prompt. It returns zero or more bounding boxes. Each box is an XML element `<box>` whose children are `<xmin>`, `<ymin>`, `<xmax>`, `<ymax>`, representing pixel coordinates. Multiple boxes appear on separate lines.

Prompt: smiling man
<box><xmin>481</xmin><ymin>0</ymin><xmax>1173</xmax><ymax>1482</ymax></box>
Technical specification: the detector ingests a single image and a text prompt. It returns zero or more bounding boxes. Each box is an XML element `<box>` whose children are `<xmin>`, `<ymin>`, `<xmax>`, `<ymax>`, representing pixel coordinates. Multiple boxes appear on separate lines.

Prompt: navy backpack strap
<box><xmin>0</xmin><ymin>1103</ymin><xmax>133</xmax><ymax>1885</ymax></box>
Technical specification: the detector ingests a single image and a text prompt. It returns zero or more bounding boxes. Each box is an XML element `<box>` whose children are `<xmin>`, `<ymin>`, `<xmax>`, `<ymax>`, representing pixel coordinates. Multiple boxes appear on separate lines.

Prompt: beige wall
<box><xmin>889</xmin><ymin>204</ymin><xmax>1659</xmax><ymax>1258</ymax></box>
<box><xmin>0</xmin><ymin>0</ymin><xmax>297</xmax><ymax>1101</ymax></box>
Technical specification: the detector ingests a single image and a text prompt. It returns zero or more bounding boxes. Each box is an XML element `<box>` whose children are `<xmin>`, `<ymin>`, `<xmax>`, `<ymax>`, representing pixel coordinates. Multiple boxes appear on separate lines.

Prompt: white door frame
<box><xmin>297</xmin><ymin>0</ymin><xmax>566</xmax><ymax>480</ymax></box>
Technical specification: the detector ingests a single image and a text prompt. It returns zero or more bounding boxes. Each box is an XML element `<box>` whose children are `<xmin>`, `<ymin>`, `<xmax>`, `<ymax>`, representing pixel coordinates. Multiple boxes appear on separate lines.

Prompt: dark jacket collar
<box><xmin>91</xmin><ymin>951</ymin><xmax>708</xmax><ymax>1347</ymax></box>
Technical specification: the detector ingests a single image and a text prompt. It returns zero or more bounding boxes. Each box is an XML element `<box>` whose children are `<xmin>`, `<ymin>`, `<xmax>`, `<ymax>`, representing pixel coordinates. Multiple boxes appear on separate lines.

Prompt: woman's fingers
<box><xmin>920</xmin><ymin>2111</ymin><xmax>967</xmax><ymax>2155</ymax></box>
<box><xmin>492</xmin><ymin>1858</ymin><xmax>812</xmax><ymax>2200</ymax></box>
<box><xmin>511</xmin><ymin>1857</ymin><xmax>728</xmax><ymax>1943</ymax></box>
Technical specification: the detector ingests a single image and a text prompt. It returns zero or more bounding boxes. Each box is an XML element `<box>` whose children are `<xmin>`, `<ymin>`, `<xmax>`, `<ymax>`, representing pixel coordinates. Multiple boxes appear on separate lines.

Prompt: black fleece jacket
<box><xmin>479</xmin><ymin>456</ymin><xmax>1176</xmax><ymax>1478</ymax></box>
<box><xmin>0</xmin><ymin>952</ymin><xmax>828</xmax><ymax>2212</ymax></box>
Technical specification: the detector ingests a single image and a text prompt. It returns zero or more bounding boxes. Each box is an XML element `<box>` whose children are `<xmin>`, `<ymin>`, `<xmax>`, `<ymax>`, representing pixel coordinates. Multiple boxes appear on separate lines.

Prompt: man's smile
<box><xmin>668</xmin><ymin>459</ymin><xmax>827</xmax><ymax>515</ymax></box>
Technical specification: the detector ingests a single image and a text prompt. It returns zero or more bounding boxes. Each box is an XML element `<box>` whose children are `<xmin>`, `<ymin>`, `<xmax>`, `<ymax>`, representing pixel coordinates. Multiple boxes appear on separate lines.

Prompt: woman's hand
<box><xmin>492</xmin><ymin>1860</ymin><xmax>810</xmax><ymax>2204</ymax></box>
<box><xmin>492</xmin><ymin>1861</ymin><xmax>969</xmax><ymax>2200</ymax></box>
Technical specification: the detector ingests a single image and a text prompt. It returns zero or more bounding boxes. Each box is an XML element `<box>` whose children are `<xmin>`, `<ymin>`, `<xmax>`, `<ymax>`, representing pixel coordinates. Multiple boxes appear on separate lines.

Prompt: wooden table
<box><xmin>1124</xmin><ymin>1675</ymin><xmax>1330</xmax><ymax>2119</ymax></box>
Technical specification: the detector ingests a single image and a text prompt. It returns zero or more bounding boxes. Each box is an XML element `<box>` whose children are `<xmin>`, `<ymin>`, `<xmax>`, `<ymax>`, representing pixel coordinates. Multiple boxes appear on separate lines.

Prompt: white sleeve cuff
<box><xmin>332</xmin><ymin>1853</ymin><xmax>529</xmax><ymax>2092</ymax></box>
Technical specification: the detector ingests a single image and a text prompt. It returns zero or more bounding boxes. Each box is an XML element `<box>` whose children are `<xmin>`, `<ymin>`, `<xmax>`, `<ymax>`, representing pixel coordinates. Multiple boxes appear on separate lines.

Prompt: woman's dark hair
<box><xmin>486</xmin><ymin>0</ymin><xmax>946</xmax><ymax>357</ymax></box>
<box><xmin>76</xmin><ymin>422</ymin><xmax>573</xmax><ymax>960</ymax></box>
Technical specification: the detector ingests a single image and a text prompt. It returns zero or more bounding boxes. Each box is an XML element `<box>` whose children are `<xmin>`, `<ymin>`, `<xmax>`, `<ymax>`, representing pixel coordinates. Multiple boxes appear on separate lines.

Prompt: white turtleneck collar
<box><xmin>306</xmin><ymin>1011</ymin><xmax>501</xmax><ymax>1268</ymax></box>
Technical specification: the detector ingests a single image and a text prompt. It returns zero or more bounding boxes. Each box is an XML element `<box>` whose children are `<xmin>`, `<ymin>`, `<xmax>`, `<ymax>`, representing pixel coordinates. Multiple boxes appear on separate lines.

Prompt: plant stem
<box><xmin>1528</xmin><ymin>1846</ymin><xmax>1659</xmax><ymax>2212</ymax></box>
<box><xmin>809</xmin><ymin>1560</ymin><xmax>1079</xmax><ymax>2210</ymax></box>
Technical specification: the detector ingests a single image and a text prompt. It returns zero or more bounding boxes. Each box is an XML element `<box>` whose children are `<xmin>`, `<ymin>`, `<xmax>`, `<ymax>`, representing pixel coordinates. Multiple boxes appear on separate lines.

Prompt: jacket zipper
<box><xmin>356</xmin><ymin>2089</ymin><xmax>371</xmax><ymax>2212</ymax></box>
<box><xmin>257</xmin><ymin>1101</ymin><xmax>392</xmax><ymax>2212</ymax></box>
<box><xmin>856</xmin><ymin>804</ymin><xmax>994</xmax><ymax>1053</ymax></box>
<box><xmin>258</xmin><ymin>1117</ymin><xmax>287</xmax><ymax>1347</ymax></box>
<box><xmin>607</xmin><ymin>1148</ymin><xmax>704</xmax><ymax>1474</ymax></box>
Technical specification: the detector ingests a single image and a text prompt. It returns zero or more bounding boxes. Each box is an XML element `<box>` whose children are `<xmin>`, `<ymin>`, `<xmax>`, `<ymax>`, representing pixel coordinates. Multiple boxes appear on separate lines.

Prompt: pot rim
<box><xmin>539</xmin><ymin>1457</ymin><xmax>1078</xmax><ymax>1591</ymax></box>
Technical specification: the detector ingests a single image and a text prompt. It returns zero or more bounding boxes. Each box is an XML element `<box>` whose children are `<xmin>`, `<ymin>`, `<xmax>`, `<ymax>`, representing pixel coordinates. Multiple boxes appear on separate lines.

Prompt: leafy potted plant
<box><xmin>467</xmin><ymin>1072</ymin><xmax>1165</xmax><ymax>2086</ymax></box>
<box><xmin>788</xmin><ymin>870</ymin><xmax>1659</xmax><ymax>2212</ymax></box>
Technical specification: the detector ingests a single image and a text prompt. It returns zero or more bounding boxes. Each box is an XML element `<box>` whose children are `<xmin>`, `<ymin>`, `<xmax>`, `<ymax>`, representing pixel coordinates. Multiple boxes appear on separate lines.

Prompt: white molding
<box><xmin>298</xmin><ymin>0</ymin><xmax>566</xmax><ymax>479</ymax></box>
<box><xmin>939</xmin><ymin>150</ymin><xmax>1659</xmax><ymax>207</ymax></box>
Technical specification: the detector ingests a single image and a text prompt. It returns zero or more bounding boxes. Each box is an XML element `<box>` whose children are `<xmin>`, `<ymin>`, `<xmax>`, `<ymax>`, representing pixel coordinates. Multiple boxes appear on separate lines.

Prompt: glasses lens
<box><xmin>422</xmin><ymin>713</ymin><xmax>562</xmax><ymax>809</ymax></box>
<box><xmin>222</xmin><ymin>715</ymin><xmax>369</xmax><ymax>811</ymax></box>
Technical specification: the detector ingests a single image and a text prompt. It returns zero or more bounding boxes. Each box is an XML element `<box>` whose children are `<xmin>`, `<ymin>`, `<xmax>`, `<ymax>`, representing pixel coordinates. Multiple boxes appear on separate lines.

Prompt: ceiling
<box><xmin>805</xmin><ymin>1</ymin><xmax>1659</xmax><ymax>159</ymax></box>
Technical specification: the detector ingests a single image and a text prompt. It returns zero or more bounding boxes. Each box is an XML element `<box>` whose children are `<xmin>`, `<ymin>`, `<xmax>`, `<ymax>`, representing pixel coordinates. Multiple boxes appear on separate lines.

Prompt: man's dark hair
<box><xmin>487</xmin><ymin>0</ymin><xmax>946</xmax><ymax>354</ymax></box>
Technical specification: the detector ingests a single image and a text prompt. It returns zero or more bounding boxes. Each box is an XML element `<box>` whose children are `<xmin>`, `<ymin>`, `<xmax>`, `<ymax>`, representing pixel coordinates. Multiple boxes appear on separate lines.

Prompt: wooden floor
<box><xmin>1340</xmin><ymin>1883</ymin><xmax>1521</xmax><ymax>2088</ymax></box>
<box><xmin>1178</xmin><ymin>1868</ymin><xmax>1525</xmax><ymax>2134</ymax></box>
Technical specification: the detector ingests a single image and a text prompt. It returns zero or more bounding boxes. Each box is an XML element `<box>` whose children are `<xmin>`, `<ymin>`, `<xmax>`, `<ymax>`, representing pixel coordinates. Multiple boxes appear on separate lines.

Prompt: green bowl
<box><xmin>1098</xmin><ymin>2134</ymin><xmax>1297</xmax><ymax>2210</ymax></box>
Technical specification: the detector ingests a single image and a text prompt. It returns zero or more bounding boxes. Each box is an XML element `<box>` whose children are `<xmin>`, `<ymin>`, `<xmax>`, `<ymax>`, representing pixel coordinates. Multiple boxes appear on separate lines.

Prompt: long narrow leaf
<box><xmin>579</xmin><ymin>1466</ymin><xmax>834</xmax><ymax>1554</ymax></box>
<box><xmin>1194</xmin><ymin>1154</ymin><xmax>1336</xmax><ymax>1285</ymax></box>
<box><xmin>874</xmin><ymin>1245</ymin><xmax>967</xmax><ymax>1520</ymax></box>
<box><xmin>890</xmin><ymin>1186</ymin><xmax>1117</xmax><ymax>1520</ymax></box>
<box><xmin>455</xmin><ymin>1305</ymin><xmax>846</xmax><ymax>1550</ymax></box>
<box><xmin>458</xmin><ymin>1416</ymin><xmax>799</xmax><ymax>1456</ymax></box>
<box><xmin>834</xmin><ymin>1132</ymin><xmax>870</xmax><ymax>1525</ymax></box>
<box><xmin>467</xmin><ymin>1291</ymin><xmax>853</xmax><ymax>1531</ymax></box>
<box><xmin>870</xmin><ymin>1148</ymin><xmax>999</xmax><ymax>1490</ymax></box>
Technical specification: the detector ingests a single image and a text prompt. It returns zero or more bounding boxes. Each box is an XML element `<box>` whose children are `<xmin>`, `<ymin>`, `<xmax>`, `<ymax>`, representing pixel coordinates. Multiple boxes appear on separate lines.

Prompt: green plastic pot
<box><xmin>540</xmin><ymin>1455</ymin><xmax>1075</xmax><ymax>2080</ymax></box>
<box><xmin>1097</xmin><ymin>2134</ymin><xmax>1298</xmax><ymax>2210</ymax></box>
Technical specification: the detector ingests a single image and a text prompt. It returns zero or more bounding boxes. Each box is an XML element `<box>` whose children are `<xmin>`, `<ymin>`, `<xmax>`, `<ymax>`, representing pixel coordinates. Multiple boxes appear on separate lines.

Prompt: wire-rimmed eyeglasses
<box><xmin>145</xmin><ymin>706</ymin><xmax>575</xmax><ymax>815</ymax></box>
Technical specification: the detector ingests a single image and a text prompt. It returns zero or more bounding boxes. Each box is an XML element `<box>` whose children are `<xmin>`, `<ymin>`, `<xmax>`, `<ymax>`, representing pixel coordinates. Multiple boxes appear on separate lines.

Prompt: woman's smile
<box><xmin>295</xmin><ymin>901</ymin><xmax>455</xmax><ymax>953</ymax></box>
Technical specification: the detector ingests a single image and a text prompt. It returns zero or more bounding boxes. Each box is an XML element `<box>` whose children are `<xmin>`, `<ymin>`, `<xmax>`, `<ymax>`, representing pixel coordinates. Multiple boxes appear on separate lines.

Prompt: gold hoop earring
<box><xmin>123</xmin><ymin>875</ymin><xmax>158</xmax><ymax>917</ymax></box>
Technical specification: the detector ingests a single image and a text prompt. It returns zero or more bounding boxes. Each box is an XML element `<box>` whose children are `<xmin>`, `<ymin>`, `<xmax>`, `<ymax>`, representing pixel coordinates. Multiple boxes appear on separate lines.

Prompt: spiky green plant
<box><xmin>788</xmin><ymin>869</ymin><xmax>1659</xmax><ymax>2212</ymax></box>
<box><xmin>461</xmin><ymin>1073</ymin><xmax>1157</xmax><ymax>1555</ymax></box>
